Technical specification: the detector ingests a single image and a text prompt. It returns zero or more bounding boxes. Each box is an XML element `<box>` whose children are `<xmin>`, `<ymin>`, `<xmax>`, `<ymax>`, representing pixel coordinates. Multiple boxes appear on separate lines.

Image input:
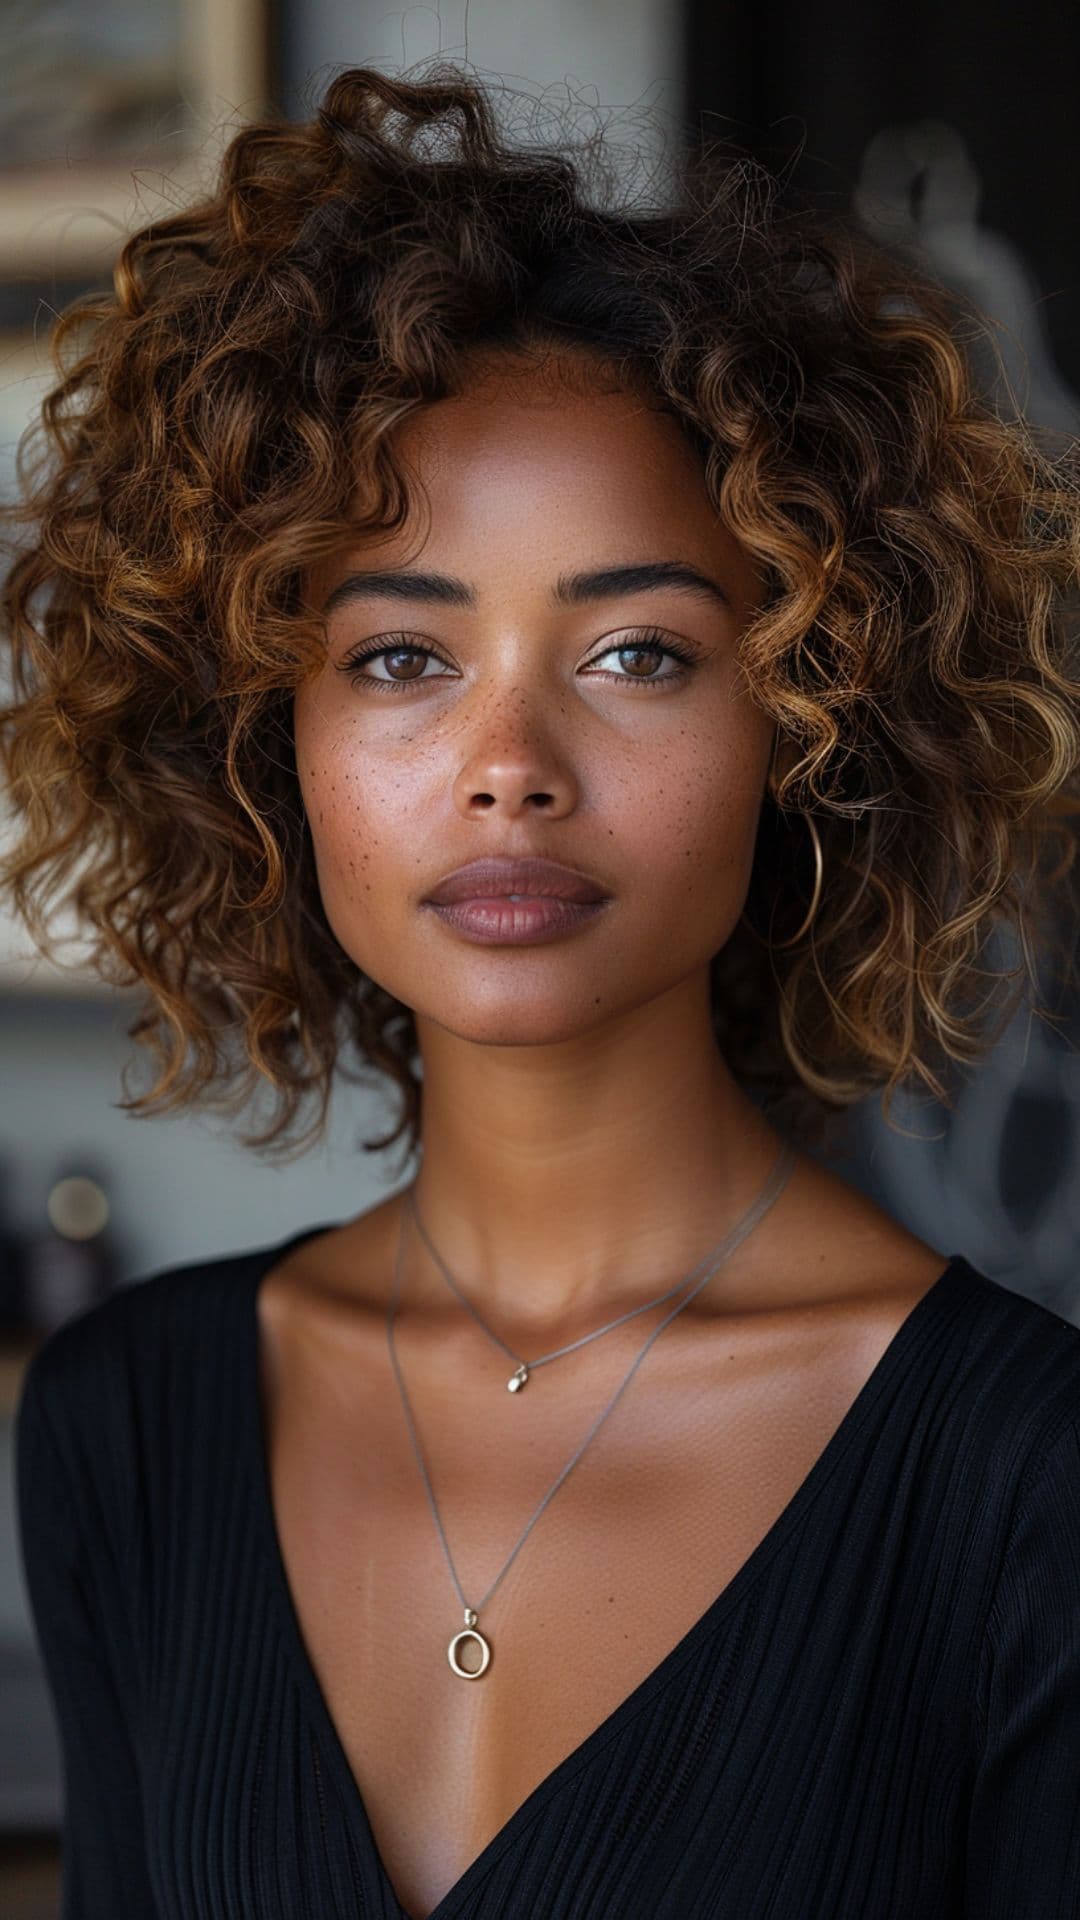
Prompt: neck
<box><xmin>402</xmin><ymin>981</ymin><xmax>791</xmax><ymax>1340</ymax></box>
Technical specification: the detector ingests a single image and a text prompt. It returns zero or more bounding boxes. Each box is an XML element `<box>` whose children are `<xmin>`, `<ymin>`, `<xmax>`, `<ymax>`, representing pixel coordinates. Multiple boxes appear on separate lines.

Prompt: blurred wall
<box><xmin>278</xmin><ymin>0</ymin><xmax>681</xmax><ymax>158</ymax></box>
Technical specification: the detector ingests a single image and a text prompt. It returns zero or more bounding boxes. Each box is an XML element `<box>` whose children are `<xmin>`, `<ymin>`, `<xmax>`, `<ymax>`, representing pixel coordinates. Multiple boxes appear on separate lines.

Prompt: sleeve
<box><xmin>14</xmin><ymin>1348</ymin><xmax>160</xmax><ymax>1919</ymax></box>
<box><xmin>965</xmin><ymin>1414</ymin><xmax>1080</xmax><ymax>1918</ymax></box>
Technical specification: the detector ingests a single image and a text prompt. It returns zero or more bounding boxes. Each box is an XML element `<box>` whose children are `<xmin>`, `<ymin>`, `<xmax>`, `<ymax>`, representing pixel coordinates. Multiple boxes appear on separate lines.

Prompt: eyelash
<box><xmin>337</xmin><ymin>627</ymin><xmax>702</xmax><ymax>695</ymax></box>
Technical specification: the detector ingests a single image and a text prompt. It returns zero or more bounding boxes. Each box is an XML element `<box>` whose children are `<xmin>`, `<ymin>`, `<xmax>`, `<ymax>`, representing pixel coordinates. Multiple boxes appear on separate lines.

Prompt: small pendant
<box><xmin>507</xmin><ymin>1362</ymin><xmax>529</xmax><ymax>1393</ymax></box>
<box><xmin>448</xmin><ymin>1606</ymin><xmax>491</xmax><ymax>1680</ymax></box>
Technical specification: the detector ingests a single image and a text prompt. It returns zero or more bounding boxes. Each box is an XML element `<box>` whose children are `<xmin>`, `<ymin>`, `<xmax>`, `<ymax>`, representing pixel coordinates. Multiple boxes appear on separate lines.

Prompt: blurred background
<box><xmin>1</xmin><ymin>3</ymin><xmax>1078</xmax><ymax>1909</ymax></box>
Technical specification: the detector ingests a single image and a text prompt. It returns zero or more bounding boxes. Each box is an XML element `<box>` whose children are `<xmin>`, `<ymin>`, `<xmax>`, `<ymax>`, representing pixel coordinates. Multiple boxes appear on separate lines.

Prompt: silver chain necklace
<box><xmin>384</xmin><ymin>1139</ymin><xmax>797</xmax><ymax>1679</ymax></box>
<box><xmin>405</xmin><ymin>1172</ymin><xmax>781</xmax><ymax>1393</ymax></box>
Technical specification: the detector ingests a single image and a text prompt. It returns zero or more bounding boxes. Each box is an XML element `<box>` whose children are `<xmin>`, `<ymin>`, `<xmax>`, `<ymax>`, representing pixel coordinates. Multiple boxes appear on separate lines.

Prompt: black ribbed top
<box><xmin>14</xmin><ymin>1228</ymin><xmax>1080</xmax><ymax>1919</ymax></box>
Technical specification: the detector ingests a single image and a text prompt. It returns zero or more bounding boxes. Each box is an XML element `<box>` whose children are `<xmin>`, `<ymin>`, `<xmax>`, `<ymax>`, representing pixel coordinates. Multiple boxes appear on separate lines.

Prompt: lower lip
<box><xmin>424</xmin><ymin>895</ymin><xmax>611</xmax><ymax>944</ymax></box>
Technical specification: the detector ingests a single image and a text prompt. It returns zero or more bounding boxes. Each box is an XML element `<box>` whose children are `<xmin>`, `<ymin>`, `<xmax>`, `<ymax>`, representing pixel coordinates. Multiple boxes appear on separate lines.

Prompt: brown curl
<box><xmin>3</xmin><ymin>59</ymin><xmax>1080</xmax><ymax>1170</ymax></box>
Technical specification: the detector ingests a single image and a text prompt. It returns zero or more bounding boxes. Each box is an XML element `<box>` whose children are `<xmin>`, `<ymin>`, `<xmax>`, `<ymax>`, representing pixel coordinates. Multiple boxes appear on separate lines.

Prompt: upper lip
<box><xmin>424</xmin><ymin>856</ymin><xmax>611</xmax><ymax>906</ymax></box>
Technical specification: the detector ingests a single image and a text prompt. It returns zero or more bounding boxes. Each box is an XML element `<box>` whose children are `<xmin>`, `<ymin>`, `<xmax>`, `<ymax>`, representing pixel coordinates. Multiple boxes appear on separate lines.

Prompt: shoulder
<box><xmin>14</xmin><ymin>1225</ymin><xmax>332</xmax><ymax>1582</ymax></box>
<box><xmin>956</xmin><ymin>1261</ymin><xmax>1080</xmax><ymax>1426</ymax></box>
<box><xmin>975</xmin><ymin>1401</ymin><xmax>1080</xmax><ymax>1695</ymax></box>
<box><xmin>754</xmin><ymin>1152</ymin><xmax>1079</xmax><ymax>1465</ymax></box>
<box><xmin>14</xmin><ymin>1225</ymin><xmax>334</xmax><ymax>1469</ymax></box>
<box><xmin>932</xmin><ymin>1260</ymin><xmax>1080</xmax><ymax>1553</ymax></box>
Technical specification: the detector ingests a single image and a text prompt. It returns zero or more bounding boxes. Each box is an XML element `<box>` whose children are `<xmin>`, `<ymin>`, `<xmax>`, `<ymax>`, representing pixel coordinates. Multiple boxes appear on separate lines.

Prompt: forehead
<box><xmin>313</xmin><ymin>345</ymin><xmax>763</xmax><ymax>610</ymax></box>
<box><xmin>394</xmin><ymin>347</ymin><xmax>699</xmax><ymax>485</ymax></box>
<box><xmin>352</xmin><ymin>348</ymin><xmax>748</xmax><ymax>575</ymax></box>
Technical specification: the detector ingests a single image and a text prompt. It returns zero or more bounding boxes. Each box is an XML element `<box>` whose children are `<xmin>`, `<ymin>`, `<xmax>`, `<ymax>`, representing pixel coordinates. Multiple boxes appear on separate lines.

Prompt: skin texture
<box><xmin>294</xmin><ymin>344</ymin><xmax>814</xmax><ymax>1335</ymax></box>
<box><xmin>279</xmin><ymin>346</ymin><xmax>948</xmax><ymax>1918</ymax></box>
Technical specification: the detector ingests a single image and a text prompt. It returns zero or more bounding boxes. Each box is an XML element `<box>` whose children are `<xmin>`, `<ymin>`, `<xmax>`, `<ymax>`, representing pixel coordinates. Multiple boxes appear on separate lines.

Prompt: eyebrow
<box><xmin>320</xmin><ymin>559</ymin><xmax>732</xmax><ymax>617</ymax></box>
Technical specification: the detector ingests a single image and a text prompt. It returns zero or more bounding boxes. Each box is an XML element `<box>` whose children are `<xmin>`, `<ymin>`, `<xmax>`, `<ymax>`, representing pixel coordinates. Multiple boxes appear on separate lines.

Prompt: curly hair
<box><xmin>3</xmin><ymin>60</ymin><xmax>1080</xmax><ymax>1172</ymax></box>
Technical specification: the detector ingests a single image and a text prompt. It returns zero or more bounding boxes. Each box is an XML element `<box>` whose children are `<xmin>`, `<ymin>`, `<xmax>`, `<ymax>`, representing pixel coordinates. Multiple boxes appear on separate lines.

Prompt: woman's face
<box><xmin>294</xmin><ymin>349</ymin><xmax>775</xmax><ymax>1047</ymax></box>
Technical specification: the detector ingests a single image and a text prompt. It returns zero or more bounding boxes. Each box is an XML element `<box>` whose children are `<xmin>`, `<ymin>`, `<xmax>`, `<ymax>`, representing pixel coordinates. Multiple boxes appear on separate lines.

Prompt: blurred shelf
<box><xmin>0</xmin><ymin>958</ymin><xmax>121</xmax><ymax>999</ymax></box>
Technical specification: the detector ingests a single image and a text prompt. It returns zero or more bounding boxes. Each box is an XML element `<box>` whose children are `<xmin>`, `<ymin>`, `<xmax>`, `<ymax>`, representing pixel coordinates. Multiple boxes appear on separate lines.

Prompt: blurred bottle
<box><xmin>21</xmin><ymin>1160</ymin><xmax>118</xmax><ymax>1335</ymax></box>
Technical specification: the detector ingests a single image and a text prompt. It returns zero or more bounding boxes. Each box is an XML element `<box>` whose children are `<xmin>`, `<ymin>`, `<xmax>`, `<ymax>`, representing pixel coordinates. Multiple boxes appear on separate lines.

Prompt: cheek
<box><xmin>295</xmin><ymin>698</ymin><xmax>379</xmax><ymax>863</ymax></box>
<box><xmin>295</xmin><ymin>727</ymin><xmax>393</xmax><ymax>936</ymax></box>
<box><xmin>295</xmin><ymin>719</ymin><xmax>448</xmax><ymax>983</ymax></box>
<box><xmin>628</xmin><ymin>736</ymin><xmax>767</xmax><ymax>920</ymax></box>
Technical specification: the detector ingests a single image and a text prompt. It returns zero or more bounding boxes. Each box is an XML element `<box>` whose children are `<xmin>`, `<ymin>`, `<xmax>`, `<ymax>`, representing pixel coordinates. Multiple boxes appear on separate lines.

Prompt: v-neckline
<box><xmin>238</xmin><ymin>1224</ymin><xmax>970</xmax><ymax>1920</ymax></box>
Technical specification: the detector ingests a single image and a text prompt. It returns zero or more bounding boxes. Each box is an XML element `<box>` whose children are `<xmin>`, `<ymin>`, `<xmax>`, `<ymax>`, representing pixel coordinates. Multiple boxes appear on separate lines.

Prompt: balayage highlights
<box><xmin>2</xmin><ymin>62</ymin><xmax>1080</xmax><ymax>1167</ymax></box>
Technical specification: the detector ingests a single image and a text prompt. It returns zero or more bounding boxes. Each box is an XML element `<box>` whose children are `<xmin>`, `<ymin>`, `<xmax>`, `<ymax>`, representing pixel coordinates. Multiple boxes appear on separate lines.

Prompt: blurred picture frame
<box><xmin>0</xmin><ymin>0</ymin><xmax>269</xmax><ymax>991</ymax></box>
<box><xmin>0</xmin><ymin>0</ymin><xmax>270</xmax><ymax>303</ymax></box>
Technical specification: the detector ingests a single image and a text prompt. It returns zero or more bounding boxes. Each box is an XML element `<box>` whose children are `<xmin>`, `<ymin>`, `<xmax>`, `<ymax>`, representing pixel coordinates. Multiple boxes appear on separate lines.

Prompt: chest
<box><xmin>255</xmin><ymin>1280</ymin><xmax>918</xmax><ymax>1920</ymax></box>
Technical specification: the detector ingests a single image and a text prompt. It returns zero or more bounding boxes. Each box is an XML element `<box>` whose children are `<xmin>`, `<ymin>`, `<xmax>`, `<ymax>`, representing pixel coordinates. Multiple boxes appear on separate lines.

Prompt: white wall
<box><xmin>279</xmin><ymin>0</ymin><xmax>684</xmax><ymax>198</ymax></box>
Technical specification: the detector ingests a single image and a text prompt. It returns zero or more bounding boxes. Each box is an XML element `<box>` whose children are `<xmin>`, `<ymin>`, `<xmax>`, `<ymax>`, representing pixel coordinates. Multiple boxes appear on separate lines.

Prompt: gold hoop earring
<box><xmin>740</xmin><ymin>808</ymin><xmax>824</xmax><ymax>950</ymax></box>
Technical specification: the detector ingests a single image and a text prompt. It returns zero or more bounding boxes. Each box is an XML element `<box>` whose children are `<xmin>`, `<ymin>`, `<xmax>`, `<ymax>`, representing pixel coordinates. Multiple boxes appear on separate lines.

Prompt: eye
<box><xmin>336</xmin><ymin>628</ymin><xmax>703</xmax><ymax>694</ymax></box>
<box><xmin>337</xmin><ymin>637</ymin><xmax>452</xmax><ymax>693</ymax></box>
<box><xmin>587</xmin><ymin>630</ymin><xmax>701</xmax><ymax>689</ymax></box>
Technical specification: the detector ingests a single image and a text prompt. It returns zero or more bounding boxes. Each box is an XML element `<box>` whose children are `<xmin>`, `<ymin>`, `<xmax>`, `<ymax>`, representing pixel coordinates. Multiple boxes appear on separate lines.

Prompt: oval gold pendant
<box><xmin>448</xmin><ymin>1607</ymin><xmax>491</xmax><ymax>1679</ymax></box>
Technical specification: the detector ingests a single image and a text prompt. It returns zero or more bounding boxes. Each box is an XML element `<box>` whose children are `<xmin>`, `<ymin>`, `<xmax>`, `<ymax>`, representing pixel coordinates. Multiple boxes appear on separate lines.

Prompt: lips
<box><xmin>424</xmin><ymin>856</ymin><xmax>610</xmax><ymax>907</ymax></box>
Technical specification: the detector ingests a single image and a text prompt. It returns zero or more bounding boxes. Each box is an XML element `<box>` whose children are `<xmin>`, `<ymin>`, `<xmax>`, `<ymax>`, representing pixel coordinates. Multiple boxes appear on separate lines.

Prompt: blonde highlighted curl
<box><xmin>3</xmin><ymin>60</ymin><xmax>1080</xmax><ymax>1169</ymax></box>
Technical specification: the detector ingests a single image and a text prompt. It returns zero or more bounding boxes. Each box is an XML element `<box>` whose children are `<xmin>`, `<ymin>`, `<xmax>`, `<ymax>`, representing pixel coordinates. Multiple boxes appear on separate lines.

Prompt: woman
<box><xmin>6</xmin><ymin>62</ymin><xmax>1080</xmax><ymax>1920</ymax></box>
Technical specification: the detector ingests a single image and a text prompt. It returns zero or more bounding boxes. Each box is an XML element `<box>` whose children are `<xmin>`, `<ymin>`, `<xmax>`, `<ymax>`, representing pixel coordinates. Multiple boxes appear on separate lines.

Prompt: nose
<box><xmin>449</xmin><ymin>681</ymin><xmax>581</xmax><ymax>819</ymax></box>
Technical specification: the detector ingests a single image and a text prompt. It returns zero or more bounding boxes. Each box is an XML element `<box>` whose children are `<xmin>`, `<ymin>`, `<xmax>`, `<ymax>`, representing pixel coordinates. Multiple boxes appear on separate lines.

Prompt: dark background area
<box><xmin>685</xmin><ymin>0</ymin><xmax>1080</xmax><ymax>392</ymax></box>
